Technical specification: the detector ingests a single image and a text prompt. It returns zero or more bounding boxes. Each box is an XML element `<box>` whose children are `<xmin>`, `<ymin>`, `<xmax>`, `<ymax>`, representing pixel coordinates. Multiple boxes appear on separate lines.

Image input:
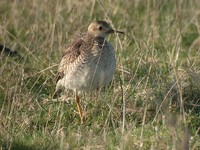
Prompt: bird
<box><xmin>53</xmin><ymin>20</ymin><xmax>124</xmax><ymax>122</ymax></box>
<box><xmin>0</xmin><ymin>44</ymin><xmax>23</xmax><ymax>60</ymax></box>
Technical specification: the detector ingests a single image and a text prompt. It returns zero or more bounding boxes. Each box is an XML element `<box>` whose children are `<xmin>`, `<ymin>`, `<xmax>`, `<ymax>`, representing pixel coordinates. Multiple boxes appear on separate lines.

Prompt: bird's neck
<box><xmin>93</xmin><ymin>37</ymin><xmax>107</xmax><ymax>47</ymax></box>
<box><xmin>80</xmin><ymin>34</ymin><xmax>107</xmax><ymax>53</ymax></box>
<box><xmin>85</xmin><ymin>33</ymin><xmax>105</xmax><ymax>41</ymax></box>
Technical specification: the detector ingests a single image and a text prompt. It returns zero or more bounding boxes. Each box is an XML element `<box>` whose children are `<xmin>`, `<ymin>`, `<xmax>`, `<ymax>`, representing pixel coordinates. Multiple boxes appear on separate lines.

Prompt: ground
<box><xmin>0</xmin><ymin>0</ymin><xmax>200</xmax><ymax>149</ymax></box>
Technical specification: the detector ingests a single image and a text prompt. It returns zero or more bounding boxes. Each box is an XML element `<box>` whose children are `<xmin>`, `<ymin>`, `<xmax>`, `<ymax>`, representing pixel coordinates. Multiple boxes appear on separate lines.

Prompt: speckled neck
<box><xmin>84</xmin><ymin>33</ymin><xmax>106</xmax><ymax>46</ymax></box>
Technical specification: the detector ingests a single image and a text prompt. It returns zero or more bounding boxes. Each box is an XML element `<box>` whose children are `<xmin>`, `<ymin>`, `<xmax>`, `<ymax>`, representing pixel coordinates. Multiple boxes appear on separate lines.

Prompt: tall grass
<box><xmin>0</xmin><ymin>0</ymin><xmax>200</xmax><ymax>149</ymax></box>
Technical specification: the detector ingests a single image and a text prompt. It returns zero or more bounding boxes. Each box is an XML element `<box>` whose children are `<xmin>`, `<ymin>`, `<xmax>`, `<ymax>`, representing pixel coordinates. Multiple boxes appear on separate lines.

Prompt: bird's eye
<box><xmin>98</xmin><ymin>26</ymin><xmax>103</xmax><ymax>30</ymax></box>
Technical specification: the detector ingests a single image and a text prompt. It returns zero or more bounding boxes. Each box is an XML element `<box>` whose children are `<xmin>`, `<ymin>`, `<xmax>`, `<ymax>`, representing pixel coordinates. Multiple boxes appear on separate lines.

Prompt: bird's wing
<box><xmin>55</xmin><ymin>39</ymin><xmax>84</xmax><ymax>83</ymax></box>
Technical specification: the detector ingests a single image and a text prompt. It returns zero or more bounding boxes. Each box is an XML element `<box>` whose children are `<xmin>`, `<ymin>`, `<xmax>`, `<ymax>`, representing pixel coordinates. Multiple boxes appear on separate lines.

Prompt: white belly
<box><xmin>59</xmin><ymin>45</ymin><xmax>116</xmax><ymax>92</ymax></box>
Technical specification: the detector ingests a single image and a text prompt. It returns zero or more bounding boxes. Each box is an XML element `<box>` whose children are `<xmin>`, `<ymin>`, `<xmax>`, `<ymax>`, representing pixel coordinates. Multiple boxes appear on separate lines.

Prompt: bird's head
<box><xmin>87</xmin><ymin>21</ymin><xmax>124</xmax><ymax>38</ymax></box>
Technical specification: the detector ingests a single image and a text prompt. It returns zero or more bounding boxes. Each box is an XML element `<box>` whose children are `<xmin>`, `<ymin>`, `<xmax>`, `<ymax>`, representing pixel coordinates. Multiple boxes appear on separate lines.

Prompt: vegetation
<box><xmin>0</xmin><ymin>0</ymin><xmax>200</xmax><ymax>149</ymax></box>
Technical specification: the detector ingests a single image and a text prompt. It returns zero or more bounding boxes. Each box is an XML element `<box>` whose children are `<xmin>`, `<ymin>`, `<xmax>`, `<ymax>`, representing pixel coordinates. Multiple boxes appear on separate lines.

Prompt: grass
<box><xmin>0</xmin><ymin>0</ymin><xmax>200</xmax><ymax>149</ymax></box>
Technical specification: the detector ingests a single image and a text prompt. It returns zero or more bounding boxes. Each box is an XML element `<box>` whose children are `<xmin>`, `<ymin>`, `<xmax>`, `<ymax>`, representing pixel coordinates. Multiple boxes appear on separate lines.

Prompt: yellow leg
<box><xmin>75</xmin><ymin>91</ymin><xmax>83</xmax><ymax>123</ymax></box>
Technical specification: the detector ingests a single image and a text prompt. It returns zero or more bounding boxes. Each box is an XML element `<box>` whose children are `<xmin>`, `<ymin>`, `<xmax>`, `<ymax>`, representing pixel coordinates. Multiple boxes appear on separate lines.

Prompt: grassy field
<box><xmin>0</xmin><ymin>0</ymin><xmax>200</xmax><ymax>149</ymax></box>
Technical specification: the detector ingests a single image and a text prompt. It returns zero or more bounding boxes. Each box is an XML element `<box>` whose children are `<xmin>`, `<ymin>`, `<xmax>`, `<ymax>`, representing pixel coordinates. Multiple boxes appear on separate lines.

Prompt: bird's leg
<box><xmin>75</xmin><ymin>90</ymin><xmax>83</xmax><ymax>122</ymax></box>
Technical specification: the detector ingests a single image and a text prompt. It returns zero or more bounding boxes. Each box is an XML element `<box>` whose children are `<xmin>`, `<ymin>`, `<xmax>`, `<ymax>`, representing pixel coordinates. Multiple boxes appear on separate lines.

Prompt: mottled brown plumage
<box><xmin>53</xmin><ymin>21</ymin><xmax>124</xmax><ymax>122</ymax></box>
<box><xmin>55</xmin><ymin>39</ymin><xmax>83</xmax><ymax>84</ymax></box>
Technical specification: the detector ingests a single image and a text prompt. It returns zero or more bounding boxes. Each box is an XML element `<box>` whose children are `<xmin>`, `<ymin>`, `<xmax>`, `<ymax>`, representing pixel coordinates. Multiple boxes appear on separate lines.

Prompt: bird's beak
<box><xmin>108</xmin><ymin>29</ymin><xmax>124</xmax><ymax>34</ymax></box>
<box><xmin>114</xmin><ymin>30</ymin><xmax>124</xmax><ymax>34</ymax></box>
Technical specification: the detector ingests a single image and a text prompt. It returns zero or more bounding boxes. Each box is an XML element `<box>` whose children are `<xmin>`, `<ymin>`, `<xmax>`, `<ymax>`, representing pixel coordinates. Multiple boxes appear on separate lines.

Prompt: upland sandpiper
<box><xmin>53</xmin><ymin>20</ymin><xmax>124</xmax><ymax>122</ymax></box>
